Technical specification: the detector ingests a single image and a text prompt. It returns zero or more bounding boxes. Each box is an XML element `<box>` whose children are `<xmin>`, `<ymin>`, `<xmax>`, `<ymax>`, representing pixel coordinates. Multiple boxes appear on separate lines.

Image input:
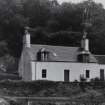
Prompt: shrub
<box><xmin>90</xmin><ymin>77</ymin><xmax>105</xmax><ymax>88</ymax></box>
<box><xmin>79</xmin><ymin>75</ymin><xmax>87</xmax><ymax>92</ymax></box>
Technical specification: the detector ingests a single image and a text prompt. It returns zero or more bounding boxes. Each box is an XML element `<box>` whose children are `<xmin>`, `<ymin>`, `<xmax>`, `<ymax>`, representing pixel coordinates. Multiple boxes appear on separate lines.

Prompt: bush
<box><xmin>90</xmin><ymin>77</ymin><xmax>105</xmax><ymax>88</ymax></box>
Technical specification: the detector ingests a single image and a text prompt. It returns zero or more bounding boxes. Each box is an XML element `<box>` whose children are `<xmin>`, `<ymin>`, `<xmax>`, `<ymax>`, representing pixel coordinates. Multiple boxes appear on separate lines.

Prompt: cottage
<box><xmin>18</xmin><ymin>28</ymin><xmax>105</xmax><ymax>82</ymax></box>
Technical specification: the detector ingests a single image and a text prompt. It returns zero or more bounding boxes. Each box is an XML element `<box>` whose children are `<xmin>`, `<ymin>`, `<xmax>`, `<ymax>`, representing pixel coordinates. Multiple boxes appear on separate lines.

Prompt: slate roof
<box><xmin>25</xmin><ymin>44</ymin><xmax>97</xmax><ymax>63</ymax></box>
<box><xmin>94</xmin><ymin>55</ymin><xmax>105</xmax><ymax>64</ymax></box>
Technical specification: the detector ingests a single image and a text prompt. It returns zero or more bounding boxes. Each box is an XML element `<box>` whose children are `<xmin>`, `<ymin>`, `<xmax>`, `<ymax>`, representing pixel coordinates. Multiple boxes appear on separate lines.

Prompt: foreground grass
<box><xmin>0</xmin><ymin>80</ymin><xmax>105</xmax><ymax>100</ymax></box>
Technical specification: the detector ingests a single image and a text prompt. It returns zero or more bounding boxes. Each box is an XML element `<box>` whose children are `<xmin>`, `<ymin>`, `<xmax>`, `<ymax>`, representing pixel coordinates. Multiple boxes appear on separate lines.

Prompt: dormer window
<box><xmin>37</xmin><ymin>48</ymin><xmax>49</xmax><ymax>61</ymax></box>
<box><xmin>78</xmin><ymin>51</ymin><xmax>90</xmax><ymax>63</ymax></box>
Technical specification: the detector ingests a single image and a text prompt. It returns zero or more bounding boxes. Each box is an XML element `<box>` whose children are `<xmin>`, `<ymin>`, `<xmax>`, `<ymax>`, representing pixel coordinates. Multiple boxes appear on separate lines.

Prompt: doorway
<box><xmin>100</xmin><ymin>69</ymin><xmax>104</xmax><ymax>80</ymax></box>
<box><xmin>64</xmin><ymin>70</ymin><xmax>70</xmax><ymax>82</ymax></box>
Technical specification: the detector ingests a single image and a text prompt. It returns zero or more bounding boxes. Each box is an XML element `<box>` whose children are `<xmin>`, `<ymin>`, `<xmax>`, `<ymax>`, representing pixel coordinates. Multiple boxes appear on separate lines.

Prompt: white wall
<box><xmin>30</xmin><ymin>62</ymin><xmax>103</xmax><ymax>82</ymax></box>
<box><xmin>18</xmin><ymin>48</ymin><xmax>32</xmax><ymax>81</ymax></box>
<box><xmin>31</xmin><ymin>62</ymin><xmax>36</xmax><ymax>80</ymax></box>
<box><xmin>99</xmin><ymin>64</ymin><xmax>105</xmax><ymax>70</ymax></box>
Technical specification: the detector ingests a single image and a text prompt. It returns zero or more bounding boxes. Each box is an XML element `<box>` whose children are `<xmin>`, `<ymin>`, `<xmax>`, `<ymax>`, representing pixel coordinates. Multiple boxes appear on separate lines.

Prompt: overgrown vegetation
<box><xmin>0</xmin><ymin>80</ymin><xmax>105</xmax><ymax>97</ymax></box>
<box><xmin>1</xmin><ymin>80</ymin><xmax>105</xmax><ymax>104</ymax></box>
<box><xmin>0</xmin><ymin>0</ymin><xmax>105</xmax><ymax>72</ymax></box>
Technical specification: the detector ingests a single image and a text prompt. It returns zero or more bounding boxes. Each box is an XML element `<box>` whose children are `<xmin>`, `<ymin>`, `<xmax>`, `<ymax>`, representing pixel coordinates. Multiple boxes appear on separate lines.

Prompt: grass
<box><xmin>0</xmin><ymin>80</ymin><xmax>105</xmax><ymax>104</ymax></box>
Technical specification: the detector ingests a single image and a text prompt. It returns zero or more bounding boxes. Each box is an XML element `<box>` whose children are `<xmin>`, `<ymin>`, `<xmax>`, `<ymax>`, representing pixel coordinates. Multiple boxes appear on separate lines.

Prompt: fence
<box><xmin>6</xmin><ymin>97</ymin><xmax>105</xmax><ymax>105</ymax></box>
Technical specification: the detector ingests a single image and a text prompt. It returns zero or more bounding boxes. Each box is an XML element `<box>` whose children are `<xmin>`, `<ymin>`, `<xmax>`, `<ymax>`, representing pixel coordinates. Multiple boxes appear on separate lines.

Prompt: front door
<box><xmin>100</xmin><ymin>69</ymin><xmax>104</xmax><ymax>80</ymax></box>
<box><xmin>64</xmin><ymin>70</ymin><xmax>70</xmax><ymax>82</ymax></box>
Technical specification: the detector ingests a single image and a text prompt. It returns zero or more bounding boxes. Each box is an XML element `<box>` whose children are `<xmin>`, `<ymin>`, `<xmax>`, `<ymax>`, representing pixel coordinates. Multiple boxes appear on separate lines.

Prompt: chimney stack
<box><xmin>23</xmin><ymin>27</ymin><xmax>31</xmax><ymax>48</ymax></box>
<box><xmin>81</xmin><ymin>31</ymin><xmax>89</xmax><ymax>51</ymax></box>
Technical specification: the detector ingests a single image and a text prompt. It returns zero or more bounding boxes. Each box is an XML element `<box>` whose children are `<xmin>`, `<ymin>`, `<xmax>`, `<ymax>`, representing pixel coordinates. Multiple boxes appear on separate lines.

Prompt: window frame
<box><xmin>42</xmin><ymin>69</ymin><xmax>47</xmax><ymax>78</ymax></box>
<box><xmin>86</xmin><ymin>70</ymin><xmax>90</xmax><ymax>78</ymax></box>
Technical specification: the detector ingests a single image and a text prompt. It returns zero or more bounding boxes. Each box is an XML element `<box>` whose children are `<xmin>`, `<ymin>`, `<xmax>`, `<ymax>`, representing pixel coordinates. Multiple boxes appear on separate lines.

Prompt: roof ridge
<box><xmin>94</xmin><ymin>55</ymin><xmax>105</xmax><ymax>56</ymax></box>
<box><xmin>31</xmin><ymin>44</ymin><xmax>79</xmax><ymax>48</ymax></box>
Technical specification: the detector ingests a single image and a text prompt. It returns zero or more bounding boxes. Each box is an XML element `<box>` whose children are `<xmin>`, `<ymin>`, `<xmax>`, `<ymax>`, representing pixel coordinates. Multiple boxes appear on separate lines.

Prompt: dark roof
<box><xmin>94</xmin><ymin>55</ymin><xmax>105</xmax><ymax>64</ymax></box>
<box><xmin>25</xmin><ymin>44</ymin><xmax>97</xmax><ymax>63</ymax></box>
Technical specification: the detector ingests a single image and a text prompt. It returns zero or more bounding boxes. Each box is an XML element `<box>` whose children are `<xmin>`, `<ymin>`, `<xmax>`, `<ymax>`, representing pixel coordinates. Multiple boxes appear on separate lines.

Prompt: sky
<box><xmin>58</xmin><ymin>0</ymin><xmax>105</xmax><ymax>8</ymax></box>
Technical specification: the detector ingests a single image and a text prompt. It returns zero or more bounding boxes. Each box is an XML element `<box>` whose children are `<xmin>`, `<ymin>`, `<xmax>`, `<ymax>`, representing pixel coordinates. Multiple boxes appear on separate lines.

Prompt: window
<box><xmin>86</xmin><ymin>70</ymin><xmax>90</xmax><ymax>78</ymax></box>
<box><xmin>37</xmin><ymin>48</ymin><xmax>49</xmax><ymax>61</ymax></box>
<box><xmin>42</xmin><ymin>69</ymin><xmax>47</xmax><ymax>78</ymax></box>
<box><xmin>37</xmin><ymin>51</ymin><xmax>41</xmax><ymax>61</ymax></box>
<box><xmin>78</xmin><ymin>54</ymin><xmax>89</xmax><ymax>63</ymax></box>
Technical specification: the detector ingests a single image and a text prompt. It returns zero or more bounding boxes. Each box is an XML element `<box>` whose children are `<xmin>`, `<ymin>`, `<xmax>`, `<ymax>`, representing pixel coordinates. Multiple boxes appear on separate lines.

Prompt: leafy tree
<box><xmin>0</xmin><ymin>0</ymin><xmax>105</xmax><ymax>72</ymax></box>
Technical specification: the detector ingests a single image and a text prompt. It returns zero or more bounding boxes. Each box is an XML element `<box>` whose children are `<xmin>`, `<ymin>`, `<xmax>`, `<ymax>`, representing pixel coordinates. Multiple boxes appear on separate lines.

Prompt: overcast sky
<box><xmin>57</xmin><ymin>0</ymin><xmax>105</xmax><ymax>8</ymax></box>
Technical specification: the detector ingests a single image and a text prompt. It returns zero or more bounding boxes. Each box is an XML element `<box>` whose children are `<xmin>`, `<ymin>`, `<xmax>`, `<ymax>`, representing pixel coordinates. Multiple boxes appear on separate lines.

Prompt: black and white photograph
<box><xmin>0</xmin><ymin>0</ymin><xmax>105</xmax><ymax>104</ymax></box>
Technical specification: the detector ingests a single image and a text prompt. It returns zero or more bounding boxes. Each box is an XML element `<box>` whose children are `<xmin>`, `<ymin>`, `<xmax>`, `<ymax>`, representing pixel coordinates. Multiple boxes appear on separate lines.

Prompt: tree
<box><xmin>0</xmin><ymin>0</ymin><xmax>105</xmax><ymax>58</ymax></box>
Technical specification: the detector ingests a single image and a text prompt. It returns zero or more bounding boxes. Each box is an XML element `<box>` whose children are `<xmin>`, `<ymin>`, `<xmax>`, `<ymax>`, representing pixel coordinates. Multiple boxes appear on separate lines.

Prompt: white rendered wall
<box><xmin>18</xmin><ymin>48</ymin><xmax>32</xmax><ymax>81</ymax></box>
<box><xmin>99</xmin><ymin>64</ymin><xmax>105</xmax><ymax>70</ymax></box>
<box><xmin>30</xmin><ymin>62</ymin><xmax>103</xmax><ymax>82</ymax></box>
<box><xmin>31</xmin><ymin>62</ymin><xmax>36</xmax><ymax>80</ymax></box>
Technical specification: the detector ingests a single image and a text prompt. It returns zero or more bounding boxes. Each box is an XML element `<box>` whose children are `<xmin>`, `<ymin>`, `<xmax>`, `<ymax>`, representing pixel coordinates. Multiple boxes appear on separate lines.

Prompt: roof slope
<box><xmin>94</xmin><ymin>55</ymin><xmax>105</xmax><ymax>64</ymax></box>
<box><xmin>25</xmin><ymin>44</ymin><xmax>97</xmax><ymax>63</ymax></box>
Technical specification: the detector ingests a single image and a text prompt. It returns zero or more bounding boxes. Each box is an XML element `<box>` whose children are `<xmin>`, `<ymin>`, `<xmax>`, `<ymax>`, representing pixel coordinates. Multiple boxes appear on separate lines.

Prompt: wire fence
<box><xmin>8</xmin><ymin>97</ymin><xmax>105</xmax><ymax>105</ymax></box>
